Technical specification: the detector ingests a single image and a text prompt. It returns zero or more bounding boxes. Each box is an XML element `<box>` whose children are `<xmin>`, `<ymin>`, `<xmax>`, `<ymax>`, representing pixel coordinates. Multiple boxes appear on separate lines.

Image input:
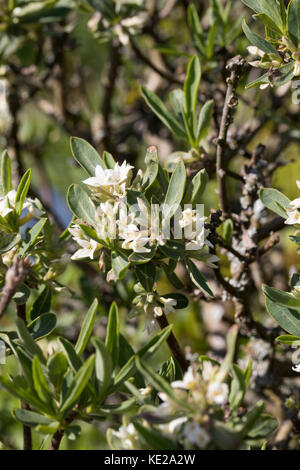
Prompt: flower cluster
<box><xmin>285</xmin><ymin>180</ymin><xmax>300</xmax><ymax>226</ymax></box>
<box><xmin>0</xmin><ymin>189</ymin><xmax>43</xmax><ymax>226</ymax></box>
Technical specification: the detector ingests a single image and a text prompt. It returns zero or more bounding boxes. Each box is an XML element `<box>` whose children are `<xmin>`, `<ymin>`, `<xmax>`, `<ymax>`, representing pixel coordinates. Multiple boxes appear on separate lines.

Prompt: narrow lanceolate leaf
<box><xmin>92</xmin><ymin>338</ymin><xmax>113</xmax><ymax>400</ymax></box>
<box><xmin>141</xmin><ymin>86</ymin><xmax>186</xmax><ymax>140</ymax></box>
<box><xmin>183</xmin><ymin>168</ymin><xmax>208</xmax><ymax>205</ymax></box>
<box><xmin>264</xmin><ymin>295</ymin><xmax>300</xmax><ymax>336</ymax></box>
<box><xmin>111</xmin><ymin>251</ymin><xmax>130</xmax><ymax>280</ymax></box>
<box><xmin>184</xmin><ymin>55</ymin><xmax>201</xmax><ymax>136</ymax></box>
<box><xmin>13</xmin><ymin>408</ymin><xmax>55</xmax><ymax>427</ymax></box>
<box><xmin>288</xmin><ymin>0</ymin><xmax>300</xmax><ymax>46</ymax></box>
<box><xmin>19</xmin><ymin>218</ymin><xmax>47</xmax><ymax>256</ymax></box>
<box><xmin>15</xmin><ymin>318</ymin><xmax>45</xmax><ymax>364</ymax></box>
<box><xmin>59</xmin><ymin>337</ymin><xmax>83</xmax><ymax>372</ymax></box>
<box><xmin>196</xmin><ymin>100</ymin><xmax>214</xmax><ymax>145</ymax></box>
<box><xmin>133</xmin><ymin>422</ymin><xmax>177</xmax><ymax>451</ymax></box>
<box><xmin>135</xmin><ymin>261</ymin><xmax>156</xmax><ymax>292</ymax></box>
<box><xmin>105</xmin><ymin>302</ymin><xmax>119</xmax><ymax>370</ymax></box>
<box><xmin>112</xmin><ymin>326</ymin><xmax>172</xmax><ymax>391</ymax></box>
<box><xmin>216</xmin><ymin>325</ymin><xmax>238</xmax><ymax>383</ymax></box>
<box><xmin>15</xmin><ymin>169</ymin><xmax>31</xmax><ymax>215</ymax></box>
<box><xmin>67</xmin><ymin>184</ymin><xmax>97</xmax><ymax>226</ymax></box>
<box><xmin>263</xmin><ymin>284</ymin><xmax>300</xmax><ymax>310</ymax></box>
<box><xmin>186</xmin><ymin>258</ymin><xmax>213</xmax><ymax>297</ymax></box>
<box><xmin>60</xmin><ymin>355</ymin><xmax>95</xmax><ymax>416</ymax></box>
<box><xmin>164</xmin><ymin>160</ymin><xmax>186</xmax><ymax>219</ymax></box>
<box><xmin>259</xmin><ymin>187</ymin><xmax>290</xmax><ymax>218</ymax></box>
<box><xmin>75</xmin><ymin>298</ymin><xmax>98</xmax><ymax>356</ymax></box>
<box><xmin>241</xmin><ymin>0</ymin><xmax>285</xmax><ymax>31</ymax></box>
<box><xmin>27</xmin><ymin>313</ymin><xmax>57</xmax><ymax>341</ymax></box>
<box><xmin>30</xmin><ymin>285</ymin><xmax>52</xmax><ymax>320</ymax></box>
<box><xmin>32</xmin><ymin>356</ymin><xmax>54</xmax><ymax>408</ymax></box>
<box><xmin>0</xmin><ymin>150</ymin><xmax>12</xmax><ymax>195</ymax></box>
<box><xmin>103</xmin><ymin>151</ymin><xmax>116</xmax><ymax>169</ymax></box>
<box><xmin>242</xmin><ymin>19</ymin><xmax>280</xmax><ymax>55</ymax></box>
<box><xmin>70</xmin><ymin>137</ymin><xmax>105</xmax><ymax>175</ymax></box>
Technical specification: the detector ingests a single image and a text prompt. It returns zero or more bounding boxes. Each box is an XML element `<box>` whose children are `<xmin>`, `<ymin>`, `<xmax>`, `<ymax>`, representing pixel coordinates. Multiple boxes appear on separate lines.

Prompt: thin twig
<box><xmin>216</xmin><ymin>56</ymin><xmax>249</xmax><ymax>216</ymax></box>
<box><xmin>155</xmin><ymin>313</ymin><xmax>189</xmax><ymax>372</ymax></box>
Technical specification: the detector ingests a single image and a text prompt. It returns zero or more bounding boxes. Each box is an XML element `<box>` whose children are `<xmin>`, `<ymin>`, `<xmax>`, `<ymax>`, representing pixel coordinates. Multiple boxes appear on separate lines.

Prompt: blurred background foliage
<box><xmin>0</xmin><ymin>0</ymin><xmax>300</xmax><ymax>449</ymax></box>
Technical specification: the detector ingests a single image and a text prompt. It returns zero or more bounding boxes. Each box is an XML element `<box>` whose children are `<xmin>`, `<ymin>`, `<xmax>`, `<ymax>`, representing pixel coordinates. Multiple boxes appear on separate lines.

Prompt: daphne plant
<box><xmin>107</xmin><ymin>326</ymin><xmax>277</xmax><ymax>450</ymax></box>
<box><xmin>67</xmin><ymin>137</ymin><xmax>218</xmax><ymax>364</ymax></box>
<box><xmin>259</xmin><ymin>181</ymin><xmax>300</xmax><ymax>348</ymax></box>
<box><xmin>242</xmin><ymin>0</ymin><xmax>300</xmax><ymax>89</ymax></box>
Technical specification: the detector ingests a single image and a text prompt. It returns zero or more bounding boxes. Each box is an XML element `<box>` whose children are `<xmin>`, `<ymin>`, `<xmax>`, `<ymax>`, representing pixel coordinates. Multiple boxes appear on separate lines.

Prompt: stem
<box><xmin>216</xmin><ymin>56</ymin><xmax>249</xmax><ymax>216</ymax></box>
<box><xmin>155</xmin><ymin>312</ymin><xmax>189</xmax><ymax>372</ymax></box>
<box><xmin>17</xmin><ymin>303</ymin><xmax>32</xmax><ymax>450</ymax></box>
<box><xmin>50</xmin><ymin>429</ymin><xmax>64</xmax><ymax>451</ymax></box>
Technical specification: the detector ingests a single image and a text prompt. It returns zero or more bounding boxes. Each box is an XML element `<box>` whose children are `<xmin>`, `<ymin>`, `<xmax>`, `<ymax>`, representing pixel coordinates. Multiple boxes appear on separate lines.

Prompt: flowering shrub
<box><xmin>0</xmin><ymin>0</ymin><xmax>300</xmax><ymax>452</ymax></box>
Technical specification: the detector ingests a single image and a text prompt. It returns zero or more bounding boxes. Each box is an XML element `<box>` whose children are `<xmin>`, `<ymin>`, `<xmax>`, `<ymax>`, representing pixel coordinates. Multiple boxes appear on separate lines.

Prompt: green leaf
<box><xmin>264</xmin><ymin>294</ymin><xmax>300</xmax><ymax>336</ymax></box>
<box><xmin>183</xmin><ymin>168</ymin><xmax>208</xmax><ymax>205</ymax></box>
<box><xmin>48</xmin><ymin>352</ymin><xmax>68</xmax><ymax>391</ymax></box>
<box><xmin>112</xmin><ymin>326</ymin><xmax>172</xmax><ymax>391</ymax></box>
<box><xmin>15</xmin><ymin>317</ymin><xmax>45</xmax><ymax>364</ymax></box>
<box><xmin>0</xmin><ymin>375</ymin><xmax>48</xmax><ymax>411</ymax></box>
<box><xmin>103</xmin><ymin>151</ymin><xmax>116</xmax><ymax>169</ymax></box>
<box><xmin>105</xmin><ymin>302</ymin><xmax>119</xmax><ymax>370</ymax></box>
<box><xmin>67</xmin><ymin>184</ymin><xmax>97</xmax><ymax>226</ymax></box>
<box><xmin>135</xmin><ymin>262</ymin><xmax>156</xmax><ymax>291</ymax></box>
<box><xmin>27</xmin><ymin>313</ymin><xmax>56</xmax><ymax>340</ymax></box>
<box><xmin>186</xmin><ymin>258</ymin><xmax>213</xmax><ymax>296</ymax></box>
<box><xmin>0</xmin><ymin>150</ymin><xmax>12</xmax><ymax>195</ymax></box>
<box><xmin>196</xmin><ymin>100</ymin><xmax>214</xmax><ymax>145</ymax></box>
<box><xmin>241</xmin><ymin>0</ymin><xmax>284</xmax><ymax>31</ymax></box>
<box><xmin>0</xmin><ymin>232</ymin><xmax>20</xmax><ymax>254</ymax></box>
<box><xmin>32</xmin><ymin>356</ymin><xmax>55</xmax><ymax>408</ymax></box>
<box><xmin>13</xmin><ymin>284</ymin><xmax>30</xmax><ymax>305</ymax></box>
<box><xmin>259</xmin><ymin>187</ymin><xmax>290</xmax><ymax>218</ymax></box>
<box><xmin>247</xmin><ymin>413</ymin><xmax>278</xmax><ymax>438</ymax></box>
<box><xmin>30</xmin><ymin>286</ymin><xmax>52</xmax><ymax>320</ymax></box>
<box><xmin>60</xmin><ymin>355</ymin><xmax>95</xmax><ymax>416</ymax></box>
<box><xmin>216</xmin><ymin>325</ymin><xmax>239</xmax><ymax>383</ymax></box>
<box><xmin>93</xmin><ymin>338</ymin><xmax>113</xmax><ymax>400</ymax></box>
<box><xmin>142</xmin><ymin>147</ymin><xmax>159</xmax><ymax>192</ymax></box>
<box><xmin>111</xmin><ymin>251</ymin><xmax>130</xmax><ymax>279</ymax></box>
<box><xmin>288</xmin><ymin>0</ymin><xmax>300</xmax><ymax>46</ymax></box>
<box><xmin>229</xmin><ymin>364</ymin><xmax>246</xmax><ymax>410</ymax></box>
<box><xmin>263</xmin><ymin>284</ymin><xmax>300</xmax><ymax>310</ymax></box>
<box><xmin>75</xmin><ymin>298</ymin><xmax>98</xmax><ymax>356</ymax></box>
<box><xmin>13</xmin><ymin>408</ymin><xmax>55</xmax><ymax>427</ymax></box>
<box><xmin>242</xmin><ymin>19</ymin><xmax>280</xmax><ymax>55</ymax></box>
<box><xmin>164</xmin><ymin>160</ymin><xmax>186</xmax><ymax>219</ymax></box>
<box><xmin>15</xmin><ymin>169</ymin><xmax>31</xmax><ymax>215</ymax></box>
<box><xmin>70</xmin><ymin>137</ymin><xmax>105</xmax><ymax>176</ymax></box>
<box><xmin>141</xmin><ymin>86</ymin><xmax>186</xmax><ymax>139</ymax></box>
<box><xmin>19</xmin><ymin>218</ymin><xmax>47</xmax><ymax>256</ymax></box>
<box><xmin>276</xmin><ymin>334</ymin><xmax>300</xmax><ymax>344</ymax></box>
<box><xmin>184</xmin><ymin>55</ymin><xmax>201</xmax><ymax>137</ymax></box>
<box><xmin>59</xmin><ymin>337</ymin><xmax>83</xmax><ymax>372</ymax></box>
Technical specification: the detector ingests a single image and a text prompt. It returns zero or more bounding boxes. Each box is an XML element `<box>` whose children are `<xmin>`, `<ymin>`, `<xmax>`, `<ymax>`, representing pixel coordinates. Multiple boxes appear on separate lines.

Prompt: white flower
<box><xmin>68</xmin><ymin>224</ymin><xmax>85</xmax><ymax>240</ymax></box>
<box><xmin>71</xmin><ymin>238</ymin><xmax>99</xmax><ymax>260</ymax></box>
<box><xmin>285</xmin><ymin>208</ymin><xmax>300</xmax><ymax>225</ymax></box>
<box><xmin>292</xmin><ymin>364</ymin><xmax>300</xmax><ymax>372</ymax></box>
<box><xmin>160</xmin><ymin>416</ymin><xmax>187</xmax><ymax>435</ymax></box>
<box><xmin>289</xmin><ymin>198</ymin><xmax>300</xmax><ymax>210</ymax></box>
<box><xmin>294</xmin><ymin>62</ymin><xmax>300</xmax><ymax>77</ymax></box>
<box><xmin>179</xmin><ymin>208</ymin><xmax>197</xmax><ymax>229</ymax></box>
<box><xmin>247</xmin><ymin>46</ymin><xmax>265</xmax><ymax>58</ymax></box>
<box><xmin>182</xmin><ymin>422</ymin><xmax>210</xmax><ymax>449</ymax></box>
<box><xmin>24</xmin><ymin>198</ymin><xmax>44</xmax><ymax>218</ymax></box>
<box><xmin>121</xmin><ymin>231</ymin><xmax>151</xmax><ymax>253</ymax></box>
<box><xmin>172</xmin><ymin>366</ymin><xmax>198</xmax><ymax>390</ymax></box>
<box><xmin>160</xmin><ymin>297</ymin><xmax>177</xmax><ymax>315</ymax></box>
<box><xmin>260</xmin><ymin>83</ymin><xmax>270</xmax><ymax>90</ymax></box>
<box><xmin>297</xmin><ymin>181</ymin><xmax>300</xmax><ymax>190</ymax></box>
<box><xmin>83</xmin><ymin>161</ymin><xmax>133</xmax><ymax>198</ymax></box>
<box><xmin>206</xmin><ymin>381</ymin><xmax>228</xmax><ymax>405</ymax></box>
<box><xmin>113</xmin><ymin>423</ymin><xmax>139</xmax><ymax>450</ymax></box>
<box><xmin>0</xmin><ymin>190</ymin><xmax>16</xmax><ymax>217</ymax></box>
